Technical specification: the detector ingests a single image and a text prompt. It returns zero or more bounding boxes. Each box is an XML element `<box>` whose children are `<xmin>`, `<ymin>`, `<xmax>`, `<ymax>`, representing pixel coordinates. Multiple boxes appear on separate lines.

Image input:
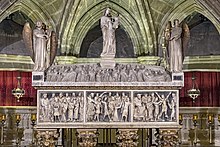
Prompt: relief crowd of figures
<box><xmin>86</xmin><ymin>92</ymin><xmax>131</xmax><ymax>122</ymax></box>
<box><xmin>39</xmin><ymin>92</ymin><xmax>84</xmax><ymax>122</ymax></box>
<box><xmin>46</xmin><ymin>64</ymin><xmax>171</xmax><ymax>82</ymax></box>
<box><xmin>133</xmin><ymin>92</ymin><xmax>177</xmax><ymax>122</ymax></box>
<box><xmin>39</xmin><ymin>91</ymin><xmax>177</xmax><ymax>123</ymax></box>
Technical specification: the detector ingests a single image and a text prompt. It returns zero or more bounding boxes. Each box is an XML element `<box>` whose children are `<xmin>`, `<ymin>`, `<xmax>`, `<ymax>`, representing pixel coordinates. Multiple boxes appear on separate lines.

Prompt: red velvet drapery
<box><xmin>180</xmin><ymin>72</ymin><xmax>220</xmax><ymax>107</ymax></box>
<box><xmin>0</xmin><ymin>71</ymin><xmax>37</xmax><ymax>106</ymax></box>
<box><xmin>0</xmin><ymin>71</ymin><xmax>219</xmax><ymax>107</ymax></box>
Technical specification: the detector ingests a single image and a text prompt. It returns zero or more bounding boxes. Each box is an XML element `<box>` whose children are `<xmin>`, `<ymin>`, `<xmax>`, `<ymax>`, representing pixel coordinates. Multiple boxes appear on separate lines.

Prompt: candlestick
<box><xmin>16</xmin><ymin>114</ymin><xmax>21</xmax><ymax>124</ymax></box>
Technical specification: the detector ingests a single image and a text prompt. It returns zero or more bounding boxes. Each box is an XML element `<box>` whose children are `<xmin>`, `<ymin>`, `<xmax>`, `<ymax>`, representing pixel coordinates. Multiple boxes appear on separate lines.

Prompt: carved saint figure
<box><xmin>121</xmin><ymin>96</ymin><xmax>130</xmax><ymax>122</ymax></box>
<box><xmin>41</xmin><ymin>93</ymin><xmax>50</xmax><ymax>120</ymax></box>
<box><xmin>168</xmin><ymin>93</ymin><xmax>177</xmax><ymax>121</ymax></box>
<box><xmin>165</xmin><ymin>19</ymin><xmax>190</xmax><ymax>72</ymax></box>
<box><xmin>102</xmin><ymin>96</ymin><xmax>111</xmax><ymax>121</ymax></box>
<box><xmin>23</xmin><ymin>21</ymin><xmax>57</xmax><ymax>71</ymax></box>
<box><xmin>156</xmin><ymin>92</ymin><xmax>171</xmax><ymax>120</ymax></box>
<box><xmin>100</xmin><ymin>8</ymin><xmax>119</xmax><ymax>57</ymax></box>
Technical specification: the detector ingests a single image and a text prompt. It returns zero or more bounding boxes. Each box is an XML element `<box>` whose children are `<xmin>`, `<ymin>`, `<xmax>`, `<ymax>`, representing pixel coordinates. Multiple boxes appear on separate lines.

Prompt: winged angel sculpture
<box><xmin>164</xmin><ymin>19</ymin><xmax>190</xmax><ymax>73</ymax></box>
<box><xmin>23</xmin><ymin>21</ymin><xmax>57</xmax><ymax>71</ymax></box>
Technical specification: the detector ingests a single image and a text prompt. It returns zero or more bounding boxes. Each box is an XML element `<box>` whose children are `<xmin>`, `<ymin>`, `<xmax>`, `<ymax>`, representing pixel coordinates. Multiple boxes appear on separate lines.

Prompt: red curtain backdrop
<box><xmin>0</xmin><ymin>71</ymin><xmax>37</xmax><ymax>106</ymax></box>
<box><xmin>180</xmin><ymin>72</ymin><xmax>220</xmax><ymax>107</ymax></box>
<box><xmin>0</xmin><ymin>71</ymin><xmax>219</xmax><ymax>107</ymax></box>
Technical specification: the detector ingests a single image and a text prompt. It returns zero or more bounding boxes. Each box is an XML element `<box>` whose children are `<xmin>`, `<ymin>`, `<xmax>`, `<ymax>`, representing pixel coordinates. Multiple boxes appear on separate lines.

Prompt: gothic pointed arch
<box><xmin>0</xmin><ymin>1</ymin><xmax>55</xmax><ymax>29</ymax></box>
<box><xmin>60</xmin><ymin>0</ymin><xmax>156</xmax><ymax>56</ymax></box>
<box><xmin>158</xmin><ymin>0</ymin><xmax>220</xmax><ymax>55</ymax></box>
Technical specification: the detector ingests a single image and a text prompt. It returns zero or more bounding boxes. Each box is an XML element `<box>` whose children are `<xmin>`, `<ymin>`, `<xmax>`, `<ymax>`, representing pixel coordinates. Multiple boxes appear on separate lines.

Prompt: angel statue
<box><xmin>165</xmin><ymin>19</ymin><xmax>190</xmax><ymax>73</ymax></box>
<box><xmin>100</xmin><ymin>8</ymin><xmax>119</xmax><ymax>58</ymax></box>
<box><xmin>23</xmin><ymin>21</ymin><xmax>57</xmax><ymax>71</ymax></box>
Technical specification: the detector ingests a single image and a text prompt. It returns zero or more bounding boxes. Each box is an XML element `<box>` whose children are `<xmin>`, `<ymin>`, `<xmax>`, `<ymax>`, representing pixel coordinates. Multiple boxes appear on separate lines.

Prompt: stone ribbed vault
<box><xmin>0</xmin><ymin>0</ymin><xmax>219</xmax><ymax>56</ymax></box>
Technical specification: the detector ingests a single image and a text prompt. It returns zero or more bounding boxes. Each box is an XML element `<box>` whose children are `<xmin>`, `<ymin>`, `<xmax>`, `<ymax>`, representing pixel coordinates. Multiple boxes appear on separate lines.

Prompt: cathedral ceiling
<box><xmin>0</xmin><ymin>0</ymin><xmax>219</xmax><ymax>56</ymax></box>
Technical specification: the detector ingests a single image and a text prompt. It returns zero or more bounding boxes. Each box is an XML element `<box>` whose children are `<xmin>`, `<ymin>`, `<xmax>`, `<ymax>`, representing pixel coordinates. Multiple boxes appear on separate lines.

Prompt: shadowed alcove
<box><xmin>79</xmin><ymin>24</ymin><xmax>135</xmax><ymax>58</ymax></box>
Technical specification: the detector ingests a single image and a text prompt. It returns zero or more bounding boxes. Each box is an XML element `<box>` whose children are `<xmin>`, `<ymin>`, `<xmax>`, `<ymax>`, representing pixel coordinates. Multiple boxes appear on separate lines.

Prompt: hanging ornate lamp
<box><xmin>12</xmin><ymin>72</ymin><xmax>25</xmax><ymax>102</ymax></box>
<box><xmin>187</xmin><ymin>72</ymin><xmax>200</xmax><ymax>102</ymax></box>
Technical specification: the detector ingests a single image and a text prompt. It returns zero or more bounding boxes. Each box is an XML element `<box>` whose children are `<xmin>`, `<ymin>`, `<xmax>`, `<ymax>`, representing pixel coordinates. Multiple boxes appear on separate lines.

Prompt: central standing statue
<box><xmin>100</xmin><ymin>8</ymin><xmax>119</xmax><ymax>58</ymax></box>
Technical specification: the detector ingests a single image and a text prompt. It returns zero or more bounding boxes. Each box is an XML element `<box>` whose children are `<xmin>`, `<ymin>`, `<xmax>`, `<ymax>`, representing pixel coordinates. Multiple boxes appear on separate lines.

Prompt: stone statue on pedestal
<box><xmin>165</xmin><ymin>19</ymin><xmax>190</xmax><ymax>73</ymax></box>
<box><xmin>100</xmin><ymin>8</ymin><xmax>119</xmax><ymax>68</ymax></box>
<box><xmin>23</xmin><ymin>21</ymin><xmax>57</xmax><ymax>71</ymax></box>
<box><xmin>100</xmin><ymin>8</ymin><xmax>119</xmax><ymax>58</ymax></box>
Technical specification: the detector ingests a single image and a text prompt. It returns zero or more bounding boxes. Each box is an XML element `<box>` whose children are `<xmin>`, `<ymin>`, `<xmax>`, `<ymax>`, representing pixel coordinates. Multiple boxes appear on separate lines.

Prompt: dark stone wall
<box><xmin>79</xmin><ymin>25</ymin><xmax>135</xmax><ymax>58</ymax></box>
<box><xmin>0</xmin><ymin>12</ymin><xmax>33</xmax><ymax>56</ymax></box>
<box><xmin>186</xmin><ymin>21</ymin><xmax>220</xmax><ymax>56</ymax></box>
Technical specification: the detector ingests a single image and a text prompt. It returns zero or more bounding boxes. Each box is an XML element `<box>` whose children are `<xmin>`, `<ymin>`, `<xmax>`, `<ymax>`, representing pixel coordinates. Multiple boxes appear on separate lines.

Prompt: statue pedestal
<box><xmin>32</xmin><ymin>71</ymin><xmax>45</xmax><ymax>82</ymax></box>
<box><xmin>100</xmin><ymin>56</ymin><xmax>115</xmax><ymax>69</ymax></box>
<box><xmin>172</xmin><ymin>72</ymin><xmax>184</xmax><ymax>82</ymax></box>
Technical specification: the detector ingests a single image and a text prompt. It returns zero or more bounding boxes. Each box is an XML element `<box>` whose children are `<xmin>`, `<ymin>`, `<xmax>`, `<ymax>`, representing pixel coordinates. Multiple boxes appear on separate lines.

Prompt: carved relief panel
<box><xmin>37</xmin><ymin>90</ymin><xmax>178</xmax><ymax>128</ymax></box>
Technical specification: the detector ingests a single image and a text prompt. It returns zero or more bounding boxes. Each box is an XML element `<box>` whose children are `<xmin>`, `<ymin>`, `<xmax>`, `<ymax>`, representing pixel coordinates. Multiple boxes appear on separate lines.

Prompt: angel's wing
<box><xmin>163</xmin><ymin>21</ymin><xmax>172</xmax><ymax>68</ymax></box>
<box><xmin>164</xmin><ymin>21</ymin><xmax>172</xmax><ymax>42</ymax></box>
<box><xmin>22</xmin><ymin>22</ymin><xmax>34</xmax><ymax>61</ymax></box>
<box><xmin>50</xmin><ymin>31</ymin><xmax>57</xmax><ymax>65</ymax></box>
<box><xmin>182</xmin><ymin>22</ymin><xmax>190</xmax><ymax>58</ymax></box>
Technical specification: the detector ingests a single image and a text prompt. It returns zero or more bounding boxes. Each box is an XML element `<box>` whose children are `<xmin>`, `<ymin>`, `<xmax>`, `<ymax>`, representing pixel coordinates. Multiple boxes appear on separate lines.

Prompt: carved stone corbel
<box><xmin>155</xmin><ymin>129</ymin><xmax>179</xmax><ymax>147</ymax></box>
<box><xmin>36</xmin><ymin>129</ymin><xmax>59</xmax><ymax>147</ymax></box>
<box><xmin>76</xmin><ymin>129</ymin><xmax>99</xmax><ymax>147</ymax></box>
<box><xmin>116</xmin><ymin>129</ymin><xmax>139</xmax><ymax>147</ymax></box>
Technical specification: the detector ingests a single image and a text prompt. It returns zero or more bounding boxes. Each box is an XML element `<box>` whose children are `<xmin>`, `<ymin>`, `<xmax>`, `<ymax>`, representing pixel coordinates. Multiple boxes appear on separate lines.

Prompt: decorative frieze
<box><xmin>45</xmin><ymin>64</ymin><xmax>171</xmax><ymax>83</ymax></box>
<box><xmin>37</xmin><ymin>90</ymin><xmax>179</xmax><ymax>128</ymax></box>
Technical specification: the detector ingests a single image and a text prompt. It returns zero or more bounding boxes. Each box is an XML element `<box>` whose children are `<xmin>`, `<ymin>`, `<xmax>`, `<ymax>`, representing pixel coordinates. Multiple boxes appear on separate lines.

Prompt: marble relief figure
<box><xmin>100</xmin><ymin>8</ymin><xmax>119</xmax><ymax>57</ymax></box>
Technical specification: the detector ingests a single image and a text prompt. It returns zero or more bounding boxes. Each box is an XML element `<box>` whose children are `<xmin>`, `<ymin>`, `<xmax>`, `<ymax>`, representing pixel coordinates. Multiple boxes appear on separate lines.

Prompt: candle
<box><xmin>16</xmin><ymin>114</ymin><xmax>21</xmax><ymax>121</ymax></box>
<box><xmin>2</xmin><ymin>114</ymin><xmax>6</xmax><ymax>121</ymax></box>
<box><xmin>193</xmin><ymin>114</ymin><xmax>198</xmax><ymax>121</ymax></box>
<box><xmin>208</xmin><ymin>115</ymin><xmax>212</xmax><ymax>121</ymax></box>
<box><xmin>31</xmin><ymin>114</ymin><xmax>36</xmax><ymax>121</ymax></box>
<box><xmin>179</xmin><ymin>114</ymin><xmax>183</xmax><ymax>121</ymax></box>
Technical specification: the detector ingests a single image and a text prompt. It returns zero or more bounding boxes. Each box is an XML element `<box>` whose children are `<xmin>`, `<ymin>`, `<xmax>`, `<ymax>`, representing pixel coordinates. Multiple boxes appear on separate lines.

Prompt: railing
<box><xmin>0</xmin><ymin>107</ymin><xmax>220</xmax><ymax>146</ymax></box>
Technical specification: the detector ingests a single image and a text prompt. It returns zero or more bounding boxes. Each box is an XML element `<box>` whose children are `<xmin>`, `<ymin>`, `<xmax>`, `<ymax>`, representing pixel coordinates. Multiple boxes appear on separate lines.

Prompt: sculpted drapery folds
<box><xmin>165</xmin><ymin>19</ymin><xmax>190</xmax><ymax>73</ymax></box>
<box><xmin>100</xmin><ymin>8</ymin><xmax>119</xmax><ymax>57</ymax></box>
<box><xmin>33</xmin><ymin>21</ymin><xmax>48</xmax><ymax>71</ymax></box>
<box><xmin>23</xmin><ymin>21</ymin><xmax>57</xmax><ymax>72</ymax></box>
